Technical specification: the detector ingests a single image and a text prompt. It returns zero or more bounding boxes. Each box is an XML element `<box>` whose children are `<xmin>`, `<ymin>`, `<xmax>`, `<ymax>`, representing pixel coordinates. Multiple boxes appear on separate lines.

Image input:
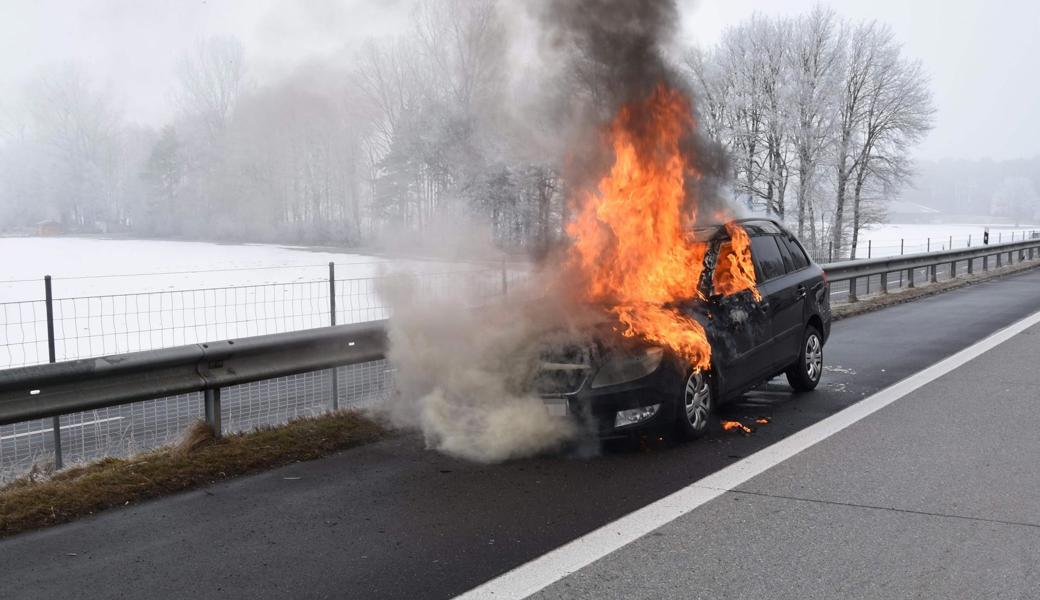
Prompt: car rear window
<box><xmin>750</xmin><ymin>236</ymin><xmax>787</xmax><ymax>282</ymax></box>
<box><xmin>782</xmin><ymin>236</ymin><xmax>810</xmax><ymax>270</ymax></box>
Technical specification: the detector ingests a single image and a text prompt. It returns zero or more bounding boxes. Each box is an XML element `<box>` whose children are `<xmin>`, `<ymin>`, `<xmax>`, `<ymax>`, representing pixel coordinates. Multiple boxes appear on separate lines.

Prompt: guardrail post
<box><xmin>880</xmin><ymin>271</ymin><xmax>888</xmax><ymax>294</ymax></box>
<box><xmin>847</xmin><ymin>277</ymin><xmax>858</xmax><ymax>303</ymax></box>
<box><xmin>950</xmin><ymin>260</ymin><xmax>957</xmax><ymax>279</ymax></box>
<box><xmin>983</xmin><ymin>255</ymin><xmax>989</xmax><ymax>271</ymax></box>
<box><xmin>907</xmin><ymin>267</ymin><xmax>915</xmax><ymax>288</ymax></box>
<box><xmin>44</xmin><ymin>275</ymin><xmax>62</xmax><ymax>470</ymax></box>
<box><xmin>828</xmin><ymin>242</ymin><xmax>833</xmax><ymax>263</ymax></box>
<box><xmin>204</xmin><ymin>388</ymin><xmax>222</xmax><ymax>438</ymax></box>
<box><xmin>996</xmin><ymin>251</ymin><xmax>1002</xmax><ymax>268</ymax></box>
<box><xmin>328</xmin><ymin>262</ymin><xmax>339</xmax><ymax>411</ymax></box>
<box><xmin>930</xmin><ymin>264</ymin><xmax>938</xmax><ymax>284</ymax></box>
<box><xmin>968</xmin><ymin>256</ymin><xmax>974</xmax><ymax>274</ymax></box>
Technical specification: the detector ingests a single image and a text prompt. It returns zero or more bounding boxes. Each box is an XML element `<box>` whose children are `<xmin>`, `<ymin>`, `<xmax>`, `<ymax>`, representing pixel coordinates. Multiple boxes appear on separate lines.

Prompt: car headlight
<box><xmin>590</xmin><ymin>346</ymin><xmax>665</xmax><ymax>389</ymax></box>
<box><xmin>615</xmin><ymin>404</ymin><xmax>661</xmax><ymax>428</ymax></box>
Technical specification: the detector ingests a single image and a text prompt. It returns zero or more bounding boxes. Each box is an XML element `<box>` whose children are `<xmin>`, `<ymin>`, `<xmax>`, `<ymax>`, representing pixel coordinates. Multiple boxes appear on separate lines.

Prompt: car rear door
<box><xmin>769</xmin><ymin>235</ymin><xmax>810</xmax><ymax>367</ymax></box>
<box><xmin>743</xmin><ymin>234</ymin><xmax>791</xmax><ymax>379</ymax></box>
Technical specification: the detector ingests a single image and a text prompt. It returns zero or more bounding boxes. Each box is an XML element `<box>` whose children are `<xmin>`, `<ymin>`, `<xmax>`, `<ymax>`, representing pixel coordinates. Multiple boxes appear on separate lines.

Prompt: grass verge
<box><xmin>832</xmin><ymin>258</ymin><xmax>1040</xmax><ymax>321</ymax></box>
<box><xmin>0</xmin><ymin>411</ymin><xmax>386</xmax><ymax>538</ymax></box>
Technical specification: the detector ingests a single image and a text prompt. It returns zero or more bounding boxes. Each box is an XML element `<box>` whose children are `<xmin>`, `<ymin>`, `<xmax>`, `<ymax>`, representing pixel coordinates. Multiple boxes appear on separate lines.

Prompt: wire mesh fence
<box><xmin>0</xmin><ymin>359</ymin><xmax>396</xmax><ymax>483</ymax></box>
<box><xmin>1</xmin><ymin>266</ymin><xmax>529</xmax><ymax>369</ymax></box>
<box><xmin>805</xmin><ymin>229</ymin><xmax>1040</xmax><ymax>263</ymax></box>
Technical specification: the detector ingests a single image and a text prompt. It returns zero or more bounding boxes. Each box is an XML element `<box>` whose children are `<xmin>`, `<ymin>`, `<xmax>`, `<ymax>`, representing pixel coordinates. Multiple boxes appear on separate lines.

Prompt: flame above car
<box><xmin>565</xmin><ymin>83</ymin><xmax>759</xmax><ymax>371</ymax></box>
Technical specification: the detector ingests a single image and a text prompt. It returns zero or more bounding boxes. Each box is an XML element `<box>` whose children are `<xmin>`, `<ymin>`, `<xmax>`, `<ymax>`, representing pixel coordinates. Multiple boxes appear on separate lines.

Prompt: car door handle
<box><xmin>796</xmin><ymin>285</ymin><xmax>807</xmax><ymax>299</ymax></box>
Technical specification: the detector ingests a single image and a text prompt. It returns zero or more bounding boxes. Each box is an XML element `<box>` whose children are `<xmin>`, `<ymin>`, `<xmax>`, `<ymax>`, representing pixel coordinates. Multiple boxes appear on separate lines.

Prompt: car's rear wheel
<box><xmin>676</xmin><ymin>369</ymin><xmax>713</xmax><ymax>440</ymax></box>
<box><xmin>786</xmin><ymin>325</ymin><xmax>823</xmax><ymax>391</ymax></box>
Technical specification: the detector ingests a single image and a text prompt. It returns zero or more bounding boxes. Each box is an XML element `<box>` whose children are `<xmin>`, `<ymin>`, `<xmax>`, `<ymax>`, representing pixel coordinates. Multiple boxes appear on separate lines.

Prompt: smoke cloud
<box><xmin>375</xmin><ymin>237</ymin><xmax>595</xmax><ymax>461</ymax></box>
<box><xmin>375</xmin><ymin>0</ymin><xmax>732</xmax><ymax>462</ymax></box>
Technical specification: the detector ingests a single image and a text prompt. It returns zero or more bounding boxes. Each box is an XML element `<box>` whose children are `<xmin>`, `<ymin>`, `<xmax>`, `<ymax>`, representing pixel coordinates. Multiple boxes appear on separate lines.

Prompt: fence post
<box><xmin>949</xmin><ymin>235</ymin><xmax>953</xmax><ymax>250</ymax></box>
<box><xmin>968</xmin><ymin>234</ymin><xmax>972</xmax><ymax>247</ymax></box>
<box><xmin>927</xmin><ymin>238</ymin><xmax>931</xmax><ymax>252</ymax></box>
<box><xmin>899</xmin><ymin>240</ymin><xmax>904</xmax><ymax>287</ymax></box>
<box><xmin>999</xmin><ymin>232</ymin><xmax>1002</xmax><ymax>244</ymax></box>
<box><xmin>828</xmin><ymin>242</ymin><xmax>833</xmax><ymax>263</ymax></box>
<box><xmin>868</xmin><ymin>240</ymin><xmax>872</xmax><ymax>259</ymax></box>
<box><xmin>328</xmin><ymin>262</ymin><xmax>339</xmax><ymax>411</ymax></box>
<box><xmin>204</xmin><ymin>388</ymin><xmax>222</xmax><ymax>438</ymax></box>
<box><xmin>44</xmin><ymin>275</ymin><xmax>62</xmax><ymax>470</ymax></box>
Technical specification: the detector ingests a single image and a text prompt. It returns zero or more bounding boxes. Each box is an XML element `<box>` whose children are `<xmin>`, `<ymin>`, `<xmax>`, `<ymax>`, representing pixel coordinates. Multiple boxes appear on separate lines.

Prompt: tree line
<box><xmin>685</xmin><ymin>7</ymin><xmax>935</xmax><ymax>257</ymax></box>
<box><xmin>0</xmin><ymin>4</ymin><xmax>933</xmax><ymax>259</ymax></box>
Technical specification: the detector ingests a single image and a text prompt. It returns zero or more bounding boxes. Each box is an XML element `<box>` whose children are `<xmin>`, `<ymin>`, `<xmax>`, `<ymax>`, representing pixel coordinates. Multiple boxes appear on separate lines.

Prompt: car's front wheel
<box><xmin>676</xmin><ymin>369</ymin><xmax>713</xmax><ymax>440</ymax></box>
<box><xmin>787</xmin><ymin>325</ymin><xmax>823</xmax><ymax>391</ymax></box>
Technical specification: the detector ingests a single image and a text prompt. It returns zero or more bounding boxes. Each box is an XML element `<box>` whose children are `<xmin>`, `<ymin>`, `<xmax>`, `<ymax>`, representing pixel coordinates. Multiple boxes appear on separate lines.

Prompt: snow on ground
<box><xmin>0</xmin><ymin>237</ymin><xmax>520</xmax><ymax>368</ymax></box>
<box><xmin>854</xmin><ymin>223</ymin><xmax>1039</xmax><ymax>257</ymax></box>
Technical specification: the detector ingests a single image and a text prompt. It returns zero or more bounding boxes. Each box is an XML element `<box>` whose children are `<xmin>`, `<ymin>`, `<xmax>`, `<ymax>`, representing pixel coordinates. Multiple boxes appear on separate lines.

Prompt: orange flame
<box><xmin>714</xmin><ymin>222</ymin><xmax>762</xmax><ymax>301</ymax></box>
<box><xmin>566</xmin><ymin>84</ymin><xmax>759</xmax><ymax>370</ymax></box>
<box><xmin>721</xmin><ymin>420</ymin><xmax>753</xmax><ymax>434</ymax></box>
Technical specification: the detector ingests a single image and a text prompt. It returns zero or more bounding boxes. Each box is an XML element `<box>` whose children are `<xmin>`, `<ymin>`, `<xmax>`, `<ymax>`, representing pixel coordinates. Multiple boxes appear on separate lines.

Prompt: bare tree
<box><xmin>787</xmin><ymin>7</ymin><xmax>843</xmax><ymax>242</ymax></box>
<box><xmin>175</xmin><ymin>36</ymin><xmax>248</xmax><ymax>137</ymax></box>
<box><xmin>846</xmin><ymin>34</ymin><xmax>934</xmax><ymax>258</ymax></box>
<box><xmin>24</xmin><ymin>64</ymin><xmax>126</xmax><ymax>228</ymax></box>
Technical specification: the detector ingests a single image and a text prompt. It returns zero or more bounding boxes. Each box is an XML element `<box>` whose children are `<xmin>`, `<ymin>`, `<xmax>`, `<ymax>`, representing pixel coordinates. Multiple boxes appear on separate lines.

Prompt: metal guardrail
<box><xmin>3</xmin><ymin>236</ymin><xmax>1040</xmax><ymax>472</ymax></box>
<box><xmin>823</xmin><ymin>237</ymin><xmax>1040</xmax><ymax>301</ymax></box>
<box><xmin>0</xmin><ymin>321</ymin><xmax>387</xmax><ymax>431</ymax></box>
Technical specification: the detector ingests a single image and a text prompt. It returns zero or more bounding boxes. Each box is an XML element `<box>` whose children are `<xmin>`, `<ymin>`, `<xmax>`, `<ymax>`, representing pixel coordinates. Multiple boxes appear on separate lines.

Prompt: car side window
<box><xmin>749</xmin><ymin>235</ymin><xmax>787</xmax><ymax>282</ymax></box>
<box><xmin>783</xmin><ymin>236</ymin><xmax>810</xmax><ymax>270</ymax></box>
<box><xmin>774</xmin><ymin>235</ymin><xmax>795</xmax><ymax>272</ymax></box>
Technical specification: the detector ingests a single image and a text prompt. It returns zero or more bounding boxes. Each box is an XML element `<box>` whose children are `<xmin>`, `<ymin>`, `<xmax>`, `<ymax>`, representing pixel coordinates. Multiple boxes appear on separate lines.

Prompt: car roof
<box><xmin>690</xmin><ymin>218</ymin><xmax>788</xmax><ymax>240</ymax></box>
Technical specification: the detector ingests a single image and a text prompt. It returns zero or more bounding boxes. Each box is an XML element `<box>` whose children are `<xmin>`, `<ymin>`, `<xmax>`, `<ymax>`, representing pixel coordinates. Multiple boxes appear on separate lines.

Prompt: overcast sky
<box><xmin>1</xmin><ymin>0</ymin><xmax>1037</xmax><ymax>162</ymax></box>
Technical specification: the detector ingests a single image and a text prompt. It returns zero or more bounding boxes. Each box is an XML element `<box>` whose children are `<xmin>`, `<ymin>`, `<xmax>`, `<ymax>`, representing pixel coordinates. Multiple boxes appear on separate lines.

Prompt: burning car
<box><xmin>536</xmin><ymin>218</ymin><xmax>830</xmax><ymax>440</ymax></box>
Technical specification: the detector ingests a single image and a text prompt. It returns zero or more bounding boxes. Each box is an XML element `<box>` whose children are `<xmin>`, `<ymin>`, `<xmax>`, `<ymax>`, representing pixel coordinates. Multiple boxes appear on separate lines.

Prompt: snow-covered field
<box><xmin>0</xmin><ymin>237</ymin><xmax>519</xmax><ymax>368</ymax></box>
<box><xmin>853</xmin><ymin>223</ymin><xmax>1038</xmax><ymax>257</ymax></box>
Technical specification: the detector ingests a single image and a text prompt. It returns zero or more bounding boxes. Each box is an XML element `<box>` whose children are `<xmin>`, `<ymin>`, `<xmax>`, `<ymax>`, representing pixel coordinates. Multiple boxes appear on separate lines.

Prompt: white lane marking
<box><xmin>0</xmin><ymin>416</ymin><xmax>125</xmax><ymax>442</ymax></box>
<box><xmin>455</xmin><ymin>308</ymin><xmax>1040</xmax><ymax>600</ymax></box>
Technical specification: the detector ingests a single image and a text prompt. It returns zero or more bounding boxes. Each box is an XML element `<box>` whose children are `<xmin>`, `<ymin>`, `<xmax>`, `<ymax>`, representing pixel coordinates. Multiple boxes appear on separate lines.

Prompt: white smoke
<box><xmin>376</xmin><ymin>257</ymin><xmax>585</xmax><ymax>462</ymax></box>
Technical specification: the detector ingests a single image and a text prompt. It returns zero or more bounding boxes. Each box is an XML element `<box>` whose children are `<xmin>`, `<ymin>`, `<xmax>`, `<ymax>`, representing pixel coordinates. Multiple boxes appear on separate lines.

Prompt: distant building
<box><xmin>35</xmin><ymin>220</ymin><xmax>62</xmax><ymax>236</ymax></box>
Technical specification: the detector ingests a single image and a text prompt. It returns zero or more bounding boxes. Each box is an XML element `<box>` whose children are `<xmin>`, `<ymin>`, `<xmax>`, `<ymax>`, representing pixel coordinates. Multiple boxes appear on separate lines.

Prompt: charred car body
<box><xmin>536</xmin><ymin>218</ymin><xmax>831</xmax><ymax>440</ymax></box>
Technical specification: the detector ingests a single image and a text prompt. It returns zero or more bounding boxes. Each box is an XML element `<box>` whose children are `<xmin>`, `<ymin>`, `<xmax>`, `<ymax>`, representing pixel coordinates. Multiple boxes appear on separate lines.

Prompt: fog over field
<box><xmin>0</xmin><ymin>0</ymin><xmax>1036</xmax><ymax>267</ymax></box>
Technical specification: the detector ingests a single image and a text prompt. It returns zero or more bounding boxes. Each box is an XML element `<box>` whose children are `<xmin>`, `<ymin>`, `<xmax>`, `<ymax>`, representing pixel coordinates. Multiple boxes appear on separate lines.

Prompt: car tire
<box><xmin>787</xmin><ymin>325</ymin><xmax>823</xmax><ymax>391</ymax></box>
<box><xmin>676</xmin><ymin>368</ymin><xmax>714</xmax><ymax>440</ymax></box>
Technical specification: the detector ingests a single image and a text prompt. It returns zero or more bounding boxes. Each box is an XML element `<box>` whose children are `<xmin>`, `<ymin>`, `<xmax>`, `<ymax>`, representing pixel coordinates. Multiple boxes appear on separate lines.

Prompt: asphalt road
<box><xmin>3</xmin><ymin>269</ymin><xmax>1040</xmax><ymax>600</ymax></box>
<box><xmin>532</xmin><ymin>321</ymin><xmax>1040</xmax><ymax>600</ymax></box>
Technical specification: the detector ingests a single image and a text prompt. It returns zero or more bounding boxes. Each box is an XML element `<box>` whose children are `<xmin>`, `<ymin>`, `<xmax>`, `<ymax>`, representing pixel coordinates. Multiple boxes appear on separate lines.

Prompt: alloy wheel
<box><xmin>684</xmin><ymin>371</ymin><xmax>712</xmax><ymax>430</ymax></box>
<box><xmin>805</xmin><ymin>333</ymin><xmax>823</xmax><ymax>382</ymax></box>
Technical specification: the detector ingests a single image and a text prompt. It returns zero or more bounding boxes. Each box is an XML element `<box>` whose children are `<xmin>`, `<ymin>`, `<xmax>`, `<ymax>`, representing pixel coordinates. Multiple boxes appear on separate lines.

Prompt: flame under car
<box><xmin>536</xmin><ymin>218</ymin><xmax>831</xmax><ymax>440</ymax></box>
